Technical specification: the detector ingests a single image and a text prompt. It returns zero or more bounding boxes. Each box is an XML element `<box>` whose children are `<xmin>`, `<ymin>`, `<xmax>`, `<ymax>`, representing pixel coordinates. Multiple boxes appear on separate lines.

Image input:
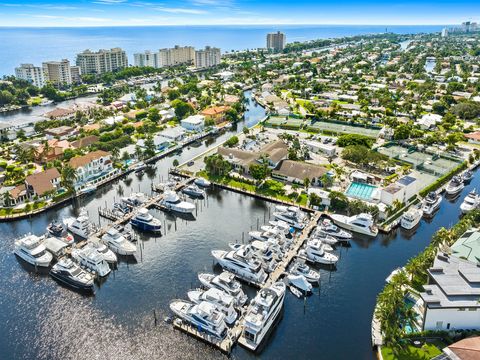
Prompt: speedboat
<box><xmin>159</xmin><ymin>191</ymin><xmax>195</xmax><ymax>213</ymax></box>
<box><xmin>49</xmin><ymin>258</ymin><xmax>94</xmax><ymax>293</ymax></box>
<box><xmin>329</xmin><ymin>213</ymin><xmax>378</xmax><ymax>237</ymax></box>
<box><xmin>121</xmin><ymin>193</ymin><xmax>148</xmax><ymax>207</ymax></box>
<box><xmin>287</xmin><ymin>274</ymin><xmax>312</xmax><ymax>294</ymax></box>
<box><xmin>130</xmin><ymin>208</ymin><xmax>162</xmax><ymax>233</ymax></box>
<box><xmin>400</xmin><ymin>207</ymin><xmax>423</xmax><ymax>230</ymax></box>
<box><xmin>289</xmin><ymin>260</ymin><xmax>320</xmax><ymax>283</ymax></box>
<box><xmin>187</xmin><ymin>288</ymin><xmax>238</xmax><ymax>325</ymax></box>
<box><xmin>170</xmin><ymin>300</ymin><xmax>227</xmax><ymax>339</ymax></box>
<box><xmin>462</xmin><ymin>170</ymin><xmax>474</xmax><ymax>183</ymax></box>
<box><xmin>317</xmin><ymin>218</ymin><xmax>352</xmax><ymax>241</ymax></box>
<box><xmin>85</xmin><ymin>241</ymin><xmax>117</xmax><ymax>264</ymax></box>
<box><xmin>239</xmin><ymin>282</ymin><xmax>286</xmax><ymax>351</ymax></box>
<box><xmin>101</xmin><ymin>228</ymin><xmax>136</xmax><ymax>256</ymax></box>
<box><xmin>212</xmin><ymin>248</ymin><xmax>268</xmax><ymax>285</ymax></box>
<box><xmin>460</xmin><ymin>189</ymin><xmax>480</xmax><ymax>214</ymax></box>
<box><xmin>299</xmin><ymin>239</ymin><xmax>338</xmax><ymax>265</ymax></box>
<box><xmin>194</xmin><ymin>177</ymin><xmax>211</xmax><ymax>188</ymax></box>
<box><xmin>198</xmin><ymin>272</ymin><xmax>248</xmax><ymax>307</ymax></box>
<box><xmin>72</xmin><ymin>247</ymin><xmax>111</xmax><ymax>277</ymax></box>
<box><xmin>422</xmin><ymin>191</ymin><xmax>442</xmax><ymax>216</ymax></box>
<box><xmin>64</xmin><ymin>210</ymin><xmax>96</xmax><ymax>239</ymax></box>
<box><xmin>14</xmin><ymin>234</ymin><xmax>52</xmax><ymax>267</ymax></box>
<box><xmin>445</xmin><ymin>175</ymin><xmax>464</xmax><ymax>196</ymax></box>
<box><xmin>182</xmin><ymin>184</ymin><xmax>205</xmax><ymax>197</ymax></box>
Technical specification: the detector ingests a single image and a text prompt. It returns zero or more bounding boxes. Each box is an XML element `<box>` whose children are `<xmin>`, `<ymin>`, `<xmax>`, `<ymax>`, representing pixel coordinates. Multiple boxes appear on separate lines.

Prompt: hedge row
<box><xmin>419</xmin><ymin>162</ymin><xmax>467</xmax><ymax>197</ymax></box>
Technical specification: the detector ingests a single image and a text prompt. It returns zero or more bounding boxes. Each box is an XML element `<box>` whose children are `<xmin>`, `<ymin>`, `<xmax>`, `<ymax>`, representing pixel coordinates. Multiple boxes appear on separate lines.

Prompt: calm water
<box><xmin>0</xmin><ymin>91</ymin><xmax>475</xmax><ymax>360</ymax></box>
<box><xmin>0</xmin><ymin>25</ymin><xmax>447</xmax><ymax>76</ymax></box>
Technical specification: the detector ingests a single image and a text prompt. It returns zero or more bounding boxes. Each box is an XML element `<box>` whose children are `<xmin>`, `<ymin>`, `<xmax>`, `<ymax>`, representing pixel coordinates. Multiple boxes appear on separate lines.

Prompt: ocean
<box><xmin>0</xmin><ymin>25</ymin><xmax>446</xmax><ymax>77</ymax></box>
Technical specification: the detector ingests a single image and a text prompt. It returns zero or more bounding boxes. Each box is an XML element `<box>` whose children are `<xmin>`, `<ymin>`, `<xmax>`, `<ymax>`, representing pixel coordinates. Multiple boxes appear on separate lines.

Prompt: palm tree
<box><xmin>42</xmin><ymin>140</ymin><xmax>51</xmax><ymax>163</ymax></box>
<box><xmin>2</xmin><ymin>191</ymin><xmax>13</xmax><ymax>207</ymax></box>
<box><xmin>111</xmin><ymin>147</ymin><xmax>120</xmax><ymax>162</ymax></box>
<box><xmin>61</xmin><ymin>165</ymin><xmax>78</xmax><ymax>195</ymax></box>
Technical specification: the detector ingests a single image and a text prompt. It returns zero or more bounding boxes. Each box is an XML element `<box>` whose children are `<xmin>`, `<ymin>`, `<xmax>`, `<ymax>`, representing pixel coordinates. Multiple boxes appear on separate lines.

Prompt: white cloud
<box><xmin>153</xmin><ymin>7</ymin><xmax>207</xmax><ymax>14</ymax></box>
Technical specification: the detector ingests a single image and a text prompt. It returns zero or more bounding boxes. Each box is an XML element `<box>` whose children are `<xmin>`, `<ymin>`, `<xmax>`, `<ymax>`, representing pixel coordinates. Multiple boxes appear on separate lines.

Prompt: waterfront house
<box><xmin>1</xmin><ymin>185</ymin><xmax>28</xmax><ymax>206</ymax></box>
<box><xmin>181</xmin><ymin>115</ymin><xmax>205</xmax><ymax>132</ymax></box>
<box><xmin>201</xmin><ymin>106</ymin><xmax>231</xmax><ymax>125</ymax></box>
<box><xmin>272</xmin><ymin>160</ymin><xmax>327</xmax><ymax>185</ymax></box>
<box><xmin>137</xmin><ymin>135</ymin><xmax>171</xmax><ymax>152</ymax></box>
<box><xmin>418</xmin><ymin>252</ymin><xmax>480</xmax><ymax>331</ymax></box>
<box><xmin>464</xmin><ymin>131</ymin><xmax>480</xmax><ymax>144</ymax></box>
<box><xmin>35</xmin><ymin>139</ymin><xmax>71</xmax><ymax>162</ymax></box>
<box><xmin>450</xmin><ymin>228</ymin><xmax>480</xmax><ymax>264</ymax></box>
<box><xmin>159</xmin><ymin>127</ymin><xmax>185</xmax><ymax>142</ymax></box>
<box><xmin>69</xmin><ymin>150</ymin><xmax>113</xmax><ymax>186</ymax></box>
<box><xmin>45</xmin><ymin>126</ymin><xmax>76</xmax><ymax>140</ymax></box>
<box><xmin>44</xmin><ymin>107</ymin><xmax>75</xmax><ymax>120</ymax></box>
<box><xmin>70</xmin><ymin>135</ymin><xmax>99</xmax><ymax>149</ymax></box>
<box><xmin>25</xmin><ymin>168</ymin><xmax>61</xmax><ymax>198</ymax></box>
<box><xmin>436</xmin><ymin>336</ymin><xmax>480</xmax><ymax>360</ymax></box>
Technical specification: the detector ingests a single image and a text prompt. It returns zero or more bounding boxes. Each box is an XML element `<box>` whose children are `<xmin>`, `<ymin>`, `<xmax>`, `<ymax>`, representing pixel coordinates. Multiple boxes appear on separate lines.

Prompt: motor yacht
<box><xmin>194</xmin><ymin>177</ymin><xmax>211</xmax><ymax>188</ymax></box>
<box><xmin>299</xmin><ymin>239</ymin><xmax>338</xmax><ymax>265</ymax></box>
<box><xmin>312</xmin><ymin>232</ymin><xmax>338</xmax><ymax>246</ymax></box>
<box><xmin>268</xmin><ymin>220</ymin><xmax>292</xmax><ymax>234</ymax></box>
<box><xmin>239</xmin><ymin>282</ymin><xmax>286</xmax><ymax>351</ymax></box>
<box><xmin>72</xmin><ymin>247</ymin><xmax>111</xmax><ymax>277</ymax></box>
<box><xmin>85</xmin><ymin>241</ymin><xmax>117</xmax><ymax>264</ymax></box>
<box><xmin>211</xmin><ymin>248</ymin><xmax>268</xmax><ymax>285</ymax></box>
<box><xmin>47</xmin><ymin>221</ymin><xmax>65</xmax><ymax>238</ymax></box>
<box><xmin>287</xmin><ymin>274</ymin><xmax>312</xmax><ymax>294</ymax></box>
<box><xmin>121</xmin><ymin>193</ymin><xmax>148</xmax><ymax>207</ymax></box>
<box><xmin>228</xmin><ymin>242</ymin><xmax>279</xmax><ymax>273</ymax></box>
<box><xmin>170</xmin><ymin>300</ymin><xmax>227</xmax><ymax>339</ymax></box>
<box><xmin>400</xmin><ymin>207</ymin><xmax>423</xmax><ymax>230</ymax></box>
<box><xmin>329</xmin><ymin>213</ymin><xmax>378</xmax><ymax>237</ymax></box>
<box><xmin>198</xmin><ymin>272</ymin><xmax>248</xmax><ymax>306</ymax></box>
<box><xmin>422</xmin><ymin>191</ymin><xmax>442</xmax><ymax>216</ymax></box>
<box><xmin>187</xmin><ymin>288</ymin><xmax>238</xmax><ymax>325</ymax></box>
<box><xmin>445</xmin><ymin>175</ymin><xmax>464</xmax><ymax>196</ymax></box>
<box><xmin>462</xmin><ymin>170</ymin><xmax>474</xmax><ymax>183</ymax></box>
<box><xmin>288</xmin><ymin>260</ymin><xmax>320</xmax><ymax>283</ymax></box>
<box><xmin>49</xmin><ymin>258</ymin><xmax>94</xmax><ymax>293</ymax></box>
<box><xmin>182</xmin><ymin>184</ymin><xmax>205</xmax><ymax>198</ymax></box>
<box><xmin>14</xmin><ymin>234</ymin><xmax>52</xmax><ymax>267</ymax></box>
<box><xmin>64</xmin><ymin>210</ymin><xmax>96</xmax><ymax>239</ymax></box>
<box><xmin>159</xmin><ymin>191</ymin><xmax>195</xmax><ymax>214</ymax></box>
<box><xmin>101</xmin><ymin>228</ymin><xmax>137</xmax><ymax>255</ymax></box>
<box><xmin>316</xmin><ymin>218</ymin><xmax>352</xmax><ymax>241</ymax></box>
<box><xmin>460</xmin><ymin>189</ymin><xmax>480</xmax><ymax>214</ymax></box>
<box><xmin>130</xmin><ymin>208</ymin><xmax>162</xmax><ymax>233</ymax></box>
<box><xmin>273</xmin><ymin>210</ymin><xmax>305</xmax><ymax>230</ymax></box>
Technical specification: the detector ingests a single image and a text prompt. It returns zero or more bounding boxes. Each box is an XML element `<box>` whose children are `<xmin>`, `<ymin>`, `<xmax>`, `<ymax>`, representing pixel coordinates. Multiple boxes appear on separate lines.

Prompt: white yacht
<box><xmin>460</xmin><ymin>189</ymin><xmax>480</xmax><ymax>214</ymax></box>
<box><xmin>228</xmin><ymin>241</ymin><xmax>279</xmax><ymax>273</ymax></box>
<box><xmin>159</xmin><ymin>191</ymin><xmax>195</xmax><ymax>213</ymax></box>
<box><xmin>289</xmin><ymin>260</ymin><xmax>320</xmax><ymax>283</ymax></box>
<box><xmin>187</xmin><ymin>288</ymin><xmax>238</xmax><ymax>325</ymax></box>
<box><xmin>329</xmin><ymin>213</ymin><xmax>378</xmax><ymax>237</ymax></box>
<box><xmin>211</xmin><ymin>248</ymin><xmax>268</xmax><ymax>285</ymax></box>
<box><xmin>14</xmin><ymin>234</ymin><xmax>52</xmax><ymax>267</ymax></box>
<box><xmin>312</xmin><ymin>232</ymin><xmax>338</xmax><ymax>246</ymax></box>
<box><xmin>287</xmin><ymin>274</ymin><xmax>312</xmax><ymax>294</ymax></box>
<box><xmin>170</xmin><ymin>300</ymin><xmax>227</xmax><ymax>339</ymax></box>
<box><xmin>422</xmin><ymin>191</ymin><xmax>442</xmax><ymax>216</ymax></box>
<box><xmin>121</xmin><ymin>192</ymin><xmax>148</xmax><ymax>207</ymax></box>
<box><xmin>182</xmin><ymin>184</ymin><xmax>205</xmax><ymax>197</ymax></box>
<box><xmin>400</xmin><ymin>207</ymin><xmax>423</xmax><ymax>230</ymax></box>
<box><xmin>85</xmin><ymin>241</ymin><xmax>117</xmax><ymax>263</ymax></box>
<box><xmin>194</xmin><ymin>177</ymin><xmax>211</xmax><ymax>188</ymax></box>
<box><xmin>72</xmin><ymin>247</ymin><xmax>111</xmax><ymax>277</ymax></box>
<box><xmin>130</xmin><ymin>207</ymin><xmax>162</xmax><ymax>233</ymax></box>
<box><xmin>299</xmin><ymin>239</ymin><xmax>338</xmax><ymax>265</ymax></box>
<box><xmin>445</xmin><ymin>176</ymin><xmax>464</xmax><ymax>196</ymax></box>
<box><xmin>198</xmin><ymin>272</ymin><xmax>248</xmax><ymax>307</ymax></box>
<box><xmin>268</xmin><ymin>220</ymin><xmax>292</xmax><ymax>234</ymax></box>
<box><xmin>64</xmin><ymin>210</ymin><xmax>96</xmax><ymax>239</ymax></box>
<box><xmin>273</xmin><ymin>210</ymin><xmax>305</xmax><ymax>230</ymax></box>
<box><xmin>317</xmin><ymin>218</ymin><xmax>352</xmax><ymax>241</ymax></box>
<box><xmin>101</xmin><ymin>228</ymin><xmax>136</xmax><ymax>256</ymax></box>
<box><xmin>49</xmin><ymin>258</ymin><xmax>94</xmax><ymax>293</ymax></box>
<box><xmin>239</xmin><ymin>282</ymin><xmax>286</xmax><ymax>351</ymax></box>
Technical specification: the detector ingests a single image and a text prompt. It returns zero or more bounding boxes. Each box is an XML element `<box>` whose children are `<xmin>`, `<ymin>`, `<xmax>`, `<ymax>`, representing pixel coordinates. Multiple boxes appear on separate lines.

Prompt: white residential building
<box><xmin>76</xmin><ymin>48</ymin><xmax>128</xmax><ymax>75</ymax></box>
<box><xmin>267</xmin><ymin>31</ymin><xmax>286</xmax><ymax>52</ymax></box>
<box><xmin>194</xmin><ymin>46</ymin><xmax>221</xmax><ymax>68</ymax></box>
<box><xmin>159</xmin><ymin>45</ymin><xmax>195</xmax><ymax>67</ymax></box>
<box><xmin>69</xmin><ymin>150</ymin><xmax>113</xmax><ymax>186</ymax></box>
<box><xmin>42</xmin><ymin>59</ymin><xmax>72</xmax><ymax>86</ymax></box>
<box><xmin>14</xmin><ymin>64</ymin><xmax>45</xmax><ymax>88</ymax></box>
<box><xmin>181</xmin><ymin>115</ymin><xmax>205</xmax><ymax>132</ymax></box>
<box><xmin>134</xmin><ymin>51</ymin><xmax>160</xmax><ymax>68</ymax></box>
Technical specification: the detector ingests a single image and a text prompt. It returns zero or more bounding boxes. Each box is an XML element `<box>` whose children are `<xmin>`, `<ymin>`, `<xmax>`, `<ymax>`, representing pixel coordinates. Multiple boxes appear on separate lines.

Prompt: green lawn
<box><xmin>381</xmin><ymin>342</ymin><xmax>443</xmax><ymax>360</ymax></box>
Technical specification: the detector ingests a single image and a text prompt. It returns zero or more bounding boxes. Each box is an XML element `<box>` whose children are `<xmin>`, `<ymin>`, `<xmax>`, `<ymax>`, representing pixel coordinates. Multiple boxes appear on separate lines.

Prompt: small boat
<box><xmin>400</xmin><ymin>207</ymin><xmax>423</xmax><ymax>230</ymax></box>
<box><xmin>187</xmin><ymin>288</ymin><xmax>238</xmax><ymax>325</ymax></box>
<box><xmin>329</xmin><ymin>213</ymin><xmax>378</xmax><ymax>237</ymax></box>
<box><xmin>182</xmin><ymin>184</ymin><xmax>205</xmax><ymax>198</ymax></box>
<box><xmin>102</xmin><ymin>228</ymin><xmax>137</xmax><ymax>255</ymax></box>
<box><xmin>287</xmin><ymin>274</ymin><xmax>312</xmax><ymax>294</ymax></box>
<box><xmin>14</xmin><ymin>234</ymin><xmax>52</xmax><ymax>267</ymax></box>
<box><xmin>312</xmin><ymin>233</ymin><xmax>338</xmax><ymax>246</ymax></box>
<box><xmin>422</xmin><ymin>191</ymin><xmax>442</xmax><ymax>216</ymax></box>
<box><xmin>72</xmin><ymin>247</ymin><xmax>111</xmax><ymax>277</ymax></box>
<box><xmin>460</xmin><ymin>189</ymin><xmax>480</xmax><ymax>214</ymax></box>
<box><xmin>194</xmin><ymin>177</ymin><xmax>211</xmax><ymax>188</ymax></box>
<box><xmin>198</xmin><ymin>272</ymin><xmax>248</xmax><ymax>307</ymax></box>
<box><xmin>462</xmin><ymin>170</ymin><xmax>474</xmax><ymax>183</ymax></box>
<box><xmin>47</xmin><ymin>221</ymin><xmax>65</xmax><ymax>238</ymax></box>
<box><xmin>130</xmin><ymin>208</ymin><xmax>162</xmax><ymax>233</ymax></box>
<box><xmin>317</xmin><ymin>218</ymin><xmax>352</xmax><ymax>241</ymax></box>
<box><xmin>289</xmin><ymin>286</ymin><xmax>303</xmax><ymax>298</ymax></box>
<box><xmin>49</xmin><ymin>258</ymin><xmax>94</xmax><ymax>293</ymax></box>
<box><xmin>159</xmin><ymin>191</ymin><xmax>195</xmax><ymax>214</ymax></box>
<box><xmin>85</xmin><ymin>241</ymin><xmax>117</xmax><ymax>264</ymax></box>
<box><xmin>445</xmin><ymin>175</ymin><xmax>464</xmax><ymax>196</ymax></box>
<box><xmin>289</xmin><ymin>260</ymin><xmax>320</xmax><ymax>283</ymax></box>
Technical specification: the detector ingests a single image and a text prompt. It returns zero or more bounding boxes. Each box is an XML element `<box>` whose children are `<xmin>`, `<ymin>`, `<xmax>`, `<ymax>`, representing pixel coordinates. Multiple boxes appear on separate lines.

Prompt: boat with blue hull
<box><xmin>130</xmin><ymin>208</ymin><xmax>162</xmax><ymax>233</ymax></box>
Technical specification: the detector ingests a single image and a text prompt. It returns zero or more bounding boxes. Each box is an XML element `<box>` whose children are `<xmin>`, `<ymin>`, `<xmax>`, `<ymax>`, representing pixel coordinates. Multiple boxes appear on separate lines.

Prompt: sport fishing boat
<box><xmin>121</xmin><ymin>193</ymin><xmax>148</xmax><ymax>207</ymax></box>
<box><xmin>71</xmin><ymin>247</ymin><xmax>111</xmax><ymax>277</ymax></box>
<box><xmin>46</xmin><ymin>221</ymin><xmax>74</xmax><ymax>245</ymax></box>
<box><xmin>14</xmin><ymin>234</ymin><xmax>52</xmax><ymax>267</ymax></box>
<box><xmin>460</xmin><ymin>189</ymin><xmax>480</xmax><ymax>214</ymax></box>
<box><xmin>159</xmin><ymin>191</ymin><xmax>196</xmax><ymax>214</ymax></box>
<box><xmin>288</xmin><ymin>259</ymin><xmax>320</xmax><ymax>283</ymax></box>
<box><xmin>299</xmin><ymin>239</ymin><xmax>338</xmax><ymax>265</ymax></box>
<box><xmin>316</xmin><ymin>218</ymin><xmax>352</xmax><ymax>241</ymax></box>
<box><xmin>312</xmin><ymin>232</ymin><xmax>338</xmax><ymax>246</ymax></box>
<box><xmin>400</xmin><ymin>207</ymin><xmax>423</xmax><ymax>230</ymax></box>
<box><xmin>63</xmin><ymin>209</ymin><xmax>96</xmax><ymax>239</ymax></box>
<box><xmin>187</xmin><ymin>288</ymin><xmax>238</xmax><ymax>325</ymax></box>
<box><xmin>422</xmin><ymin>191</ymin><xmax>442</xmax><ymax>216</ymax></box>
<box><xmin>84</xmin><ymin>241</ymin><xmax>117</xmax><ymax>264</ymax></box>
<box><xmin>462</xmin><ymin>170</ymin><xmax>474</xmax><ymax>183</ymax></box>
<box><xmin>239</xmin><ymin>282</ymin><xmax>286</xmax><ymax>351</ymax></box>
<box><xmin>287</xmin><ymin>274</ymin><xmax>312</xmax><ymax>294</ymax></box>
<box><xmin>101</xmin><ymin>228</ymin><xmax>137</xmax><ymax>256</ymax></box>
<box><xmin>272</xmin><ymin>210</ymin><xmax>305</xmax><ymax>230</ymax></box>
<box><xmin>49</xmin><ymin>258</ymin><xmax>94</xmax><ymax>293</ymax></box>
<box><xmin>169</xmin><ymin>300</ymin><xmax>227</xmax><ymax>339</ymax></box>
<box><xmin>182</xmin><ymin>184</ymin><xmax>205</xmax><ymax>198</ymax></box>
<box><xmin>198</xmin><ymin>272</ymin><xmax>248</xmax><ymax>307</ymax></box>
<box><xmin>329</xmin><ymin>213</ymin><xmax>378</xmax><ymax>237</ymax></box>
<box><xmin>130</xmin><ymin>208</ymin><xmax>162</xmax><ymax>233</ymax></box>
<box><xmin>194</xmin><ymin>177</ymin><xmax>211</xmax><ymax>188</ymax></box>
<box><xmin>445</xmin><ymin>175</ymin><xmax>464</xmax><ymax>196</ymax></box>
<box><xmin>211</xmin><ymin>248</ymin><xmax>268</xmax><ymax>285</ymax></box>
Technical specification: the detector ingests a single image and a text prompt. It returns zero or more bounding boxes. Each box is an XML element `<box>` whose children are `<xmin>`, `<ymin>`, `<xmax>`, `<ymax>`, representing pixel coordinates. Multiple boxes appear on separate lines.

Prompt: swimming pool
<box><xmin>346</xmin><ymin>182</ymin><xmax>377</xmax><ymax>200</ymax></box>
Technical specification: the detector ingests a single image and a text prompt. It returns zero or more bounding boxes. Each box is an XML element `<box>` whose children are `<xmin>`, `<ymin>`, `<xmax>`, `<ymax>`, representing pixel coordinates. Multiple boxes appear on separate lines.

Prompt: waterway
<box><xmin>0</xmin><ymin>91</ymin><xmax>477</xmax><ymax>359</ymax></box>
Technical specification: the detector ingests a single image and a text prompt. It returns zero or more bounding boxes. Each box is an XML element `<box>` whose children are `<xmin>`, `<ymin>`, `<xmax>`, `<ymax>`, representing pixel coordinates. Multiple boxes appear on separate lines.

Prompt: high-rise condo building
<box><xmin>76</xmin><ymin>48</ymin><xmax>128</xmax><ymax>75</ymax></box>
<box><xmin>158</xmin><ymin>46</ymin><xmax>195</xmax><ymax>67</ymax></box>
<box><xmin>15</xmin><ymin>64</ymin><xmax>45</xmax><ymax>88</ymax></box>
<box><xmin>134</xmin><ymin>51</ymin><xmax>159</xmax><ymax>68</ymax></box>
<box><xmin>266</xmin><ymin>31</ymin><xmax>286</xmax><ymax>52</ymax></box>
<box><xmin>42</xmin><ymin>59</ymin><xmax>73</xmax><ymax>86</ymax></box>
<box><xmin>194</xmin><ymin>46</ymin><xmax>221</xmax><ymax>68</ymax></box>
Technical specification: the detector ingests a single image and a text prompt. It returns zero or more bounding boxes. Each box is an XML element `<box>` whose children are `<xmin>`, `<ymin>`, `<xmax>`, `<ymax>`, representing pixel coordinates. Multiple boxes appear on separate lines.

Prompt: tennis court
<box><xmin>306</xmin><ymin>120</ymin><xmax>381</xmax><ymax>137</ymax></box>
<box><xmin>266</xmin><ymin>116</ymin><xmax>304</xmax><ymax>129</ymax></box>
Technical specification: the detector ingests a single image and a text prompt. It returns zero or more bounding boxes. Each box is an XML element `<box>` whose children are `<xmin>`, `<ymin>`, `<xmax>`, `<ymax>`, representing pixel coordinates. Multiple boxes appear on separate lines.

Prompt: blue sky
<box><xmin>0</xmin><ymin>0</ymin><xmax>478</xmax><ymax>27</ymax></box>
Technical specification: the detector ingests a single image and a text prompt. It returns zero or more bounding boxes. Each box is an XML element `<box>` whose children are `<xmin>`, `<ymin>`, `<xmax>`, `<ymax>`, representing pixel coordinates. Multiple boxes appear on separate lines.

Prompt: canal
<box><xmin>0</xmin><ymin>91</ymin><xmax>477</xmax><ymax>359</ymax></box>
